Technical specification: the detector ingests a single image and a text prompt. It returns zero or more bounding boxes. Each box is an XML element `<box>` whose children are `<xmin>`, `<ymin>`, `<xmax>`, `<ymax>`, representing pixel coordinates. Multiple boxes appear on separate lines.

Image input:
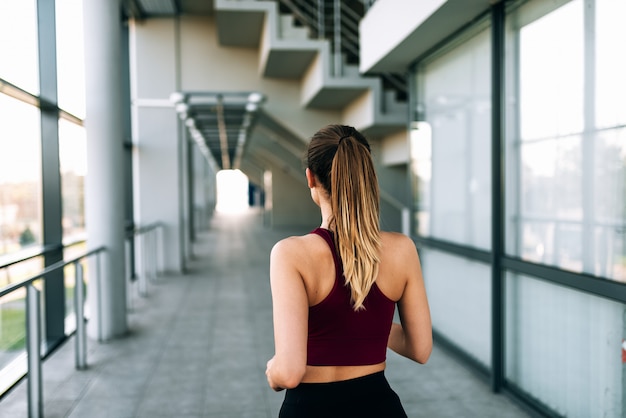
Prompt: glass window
<box><xmin>593</xmin><ymin>128</ymin><xmax>626</xmax><ymax>280</ymax></box>
<box><xmin>56</xmin><ymin>0</ymin><xmax>86</xmax><ymax>118</ymax></box>
<box><xmin>0</xmin><ymin>1</ymin><xmax>39</xmax><ymax>94</ymax></box>
<box><xmin>518</xmin><ymin>1</ymin><xmax>584</xmax><ymax>140</ymax></box>
<box><xmin>506</xmin><ymin>272</ymin><xmax>623</xmax><ymax>417</ymax></box>
<box><xmin>595</xmin><ymin>0</ymin><xmax>626</xmax><ymax>129</ymax></box>
<box><xmin>410</xmin><ymin>122</ymin><xmax>432</xmax><ymax>237</ymax></box>
<box><xmin>411</xmin><ymin>26</ymin><xmax>492</xmax><ymax>250</ymax></box>
<box><xmin>0</xmin><ymin>278</ymin><xmax>43</xmax><ymax>395</ymax></box>
<box><xmin>505</xmin><ymin>0</ymin><xmax>626</xmax><ymax>282</ymax></box>
<box><xmin>420</xmin><ymin>248</ymin><xmax>492</xmax><ymax>368</ymax></box>
<box><xmin>517</xmin><ymin>135</ymin><xmax>583</xmax><ymax>267</ymax></box>
<box><xmin>0</xmin><ymin>94</ymin><xmax>42</xmax><ymax>256</ymax></box>
<box><xmin>59</xmin><ymin>119</ymin><xmax>86</xmax><ymax>241</ymax></box>
<box><xmin>0</xmin><ymin>290</ymin><xmax>27</xmax><ymax>395</ymax></box>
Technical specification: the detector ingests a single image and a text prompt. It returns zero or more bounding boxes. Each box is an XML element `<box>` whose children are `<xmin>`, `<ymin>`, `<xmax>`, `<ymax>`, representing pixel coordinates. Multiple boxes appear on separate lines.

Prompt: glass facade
<box><xmin>410</xmin><ymin>0</ymin><xmax>626</xmax><ymax>416</ymax></box>
<box><xmin>506</xmin><ymin>272</ymin><xmax>622</xmax><ymax>416</ymax></box>
<box><xmin>410</xmin><ymin>24</ymin><xmax>494</xmax><ymax>369</ymax></box>
<box><xmin>55</xmin><ymin>0</ymin><xmax>86</xmax><ymax>119</ymax></box>
<box><xmin>410</xmin><ymin>121</ymin><xmax>432</xmax><ymax>237</ymax></box>
<box><xmin>595</xmin><ymin>0</ymin><xmax>626</xmax><ymax>129</ymax></box>
<box><xmin>0</xmin><ymin>95</ymin><xmax>43</xmax><ymax>256</ymax></box>
<box><xmin>503</xmin><ymin>2</ymin><xmax>626</xmax><ymax>415</ymax></box>
<box><xmin>59</xmin><ymin>119</ymin><xmax>87</xmax><ymax>241</ymax></box>
<box><xmin>412</xmin><ymin>26</ymin><xmax>492</xmax><ymax>251</ymax></box>
<box><xmin>420</xmin><ymin>248</ymin><xmax>491</xmax><ymax>367</ymax></box>
<box><xmin>505</xmin><ymin>0</ymin><xmax>626</xmax><ymax>282</ymax></box>
<box><xmin>0</xmin><ymin>0</ymin><xmax>88</xmax><ymax>396</ymax></box>
<box><xmin>0</xmin><ymin>1</ymin><xmax>39</xmax><ymax>95</ymax></box>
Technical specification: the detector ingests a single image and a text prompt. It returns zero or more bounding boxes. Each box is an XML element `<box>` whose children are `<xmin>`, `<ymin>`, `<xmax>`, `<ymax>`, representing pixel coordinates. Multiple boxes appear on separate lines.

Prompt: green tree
<box><xmin>19</xmin><ymin>226</ymin><xmax>35</xmax><ymax>247</ymax></box>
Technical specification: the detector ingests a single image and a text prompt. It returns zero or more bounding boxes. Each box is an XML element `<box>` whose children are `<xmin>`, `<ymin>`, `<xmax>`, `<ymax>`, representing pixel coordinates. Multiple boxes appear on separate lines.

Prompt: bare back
<box><xmin>291</xmin><ymin>230</ymin><xmax>420</xmax><ymax>383</ymax></box>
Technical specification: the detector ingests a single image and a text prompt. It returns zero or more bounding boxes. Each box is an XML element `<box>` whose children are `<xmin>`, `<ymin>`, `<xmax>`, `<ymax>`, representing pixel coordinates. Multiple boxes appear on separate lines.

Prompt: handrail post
<box><xmin>151</xmin><ymin>229</ymin><xmax>157</xmax><ymax>281</ymax></box>
<box><xmin>145</xmin><ymin>230</ymin><xmax>152</xmax><ymax>284</ymax></box>
<box><xmin>157</xmin><ymin>225</ymin><xmax>165</xmax><ymax>275</ymax></box>
<box><xmin>139</xmin><ymin>234</ymin><xmax>148</xmax><ymax>296</ymax></box>
<box><xmin>74</xmin><ymin>262</ymin><xmax>87</xmax><ymax>370</ymax></box>
<box><xmin>26</xmin><ymin>284</ymin><xmax>42</xmax><ymax>418</ymax></box>
<box><xmin>333</xmin><ymin>0</ymin><xmax>342</xmax><ymax>77</ymax></box>
<box><xmin>125</xmin><ymin>238</ymin><xmax>133</xmax><ymax>310</ymax></box>
<box><xmin>317</xmin><ymin>0</ymin><xmax>324</xmax><ymax>39</ymax></box>
<box><xmin>148</xmin><ymin>229</ymin><xmax>154</xmax><ymax>282</ymax></box>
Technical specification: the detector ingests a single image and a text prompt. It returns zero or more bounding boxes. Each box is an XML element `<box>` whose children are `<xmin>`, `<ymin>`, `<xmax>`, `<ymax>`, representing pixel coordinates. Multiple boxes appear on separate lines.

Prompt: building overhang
<box><xmin>360</xmin><ymin>0</ymin><xmax>493</xmax><ymax>74</ymax></box>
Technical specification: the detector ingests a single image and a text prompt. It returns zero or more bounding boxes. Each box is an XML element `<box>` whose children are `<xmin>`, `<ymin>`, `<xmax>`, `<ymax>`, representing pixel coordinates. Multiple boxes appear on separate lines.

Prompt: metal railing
<box><xmin>274</xmin><ymin>0</ymin><xmax>407</xmax><ymax>99</ymax></box>
<box><xmin>0</xmin><ymin>246</ymin><xmax>104</xmax><ymax>418</ymax></box>
<box><xmin>0</xmin><ymin>221</ymin><xmax>165</xmax><ymax>417</ymax></box>
<box><xmin>125</xmin><ymin>222</ymin><xmax>165</xmax><ymax>307</ymax></box>
<box><xmin>0</xmin><ymin>244</ymin><xmax>60</xmax><ymax>287</ymax></box>
<box><xmin>277</xmin><ymin>0</ymin><xmax>363</xmax><ymax>76</ymax></box>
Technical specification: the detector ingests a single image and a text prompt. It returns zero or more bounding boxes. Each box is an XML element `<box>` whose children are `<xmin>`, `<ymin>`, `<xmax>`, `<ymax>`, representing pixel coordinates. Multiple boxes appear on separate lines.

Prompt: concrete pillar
<box><xmin>83</xmin><ymin>0</ymin><xmax>127</xmax><ymax>340</ymax></box>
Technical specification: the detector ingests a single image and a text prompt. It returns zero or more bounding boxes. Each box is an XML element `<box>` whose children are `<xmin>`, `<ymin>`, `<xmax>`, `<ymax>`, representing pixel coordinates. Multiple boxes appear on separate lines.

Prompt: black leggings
<box><xmin>278</xmin><ymin>371</ymin><xmax>407</xmax><ymax>418</ymax></box>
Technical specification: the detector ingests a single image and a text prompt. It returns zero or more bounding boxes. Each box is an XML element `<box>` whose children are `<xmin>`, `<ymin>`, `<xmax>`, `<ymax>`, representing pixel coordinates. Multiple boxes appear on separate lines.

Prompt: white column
<box><xmin>83</xmin><ymin>0</ymin><xmax>127</xmax><ymax>340</ymax></box>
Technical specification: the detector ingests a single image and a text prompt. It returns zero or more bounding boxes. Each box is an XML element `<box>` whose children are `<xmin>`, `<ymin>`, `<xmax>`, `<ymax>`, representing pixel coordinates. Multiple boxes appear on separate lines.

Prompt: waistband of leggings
<box><xmin>288</xmin><ymin>371</ymin><xmax>388</xmax><ymax>393</ymax></box>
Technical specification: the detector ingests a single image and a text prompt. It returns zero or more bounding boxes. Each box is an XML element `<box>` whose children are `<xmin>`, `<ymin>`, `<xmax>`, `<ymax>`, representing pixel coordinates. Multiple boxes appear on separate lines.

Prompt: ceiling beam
<box><xmin>215</xmin><ymin>95</ymin><xmax>232</xmax><ymax>170</ymax></box>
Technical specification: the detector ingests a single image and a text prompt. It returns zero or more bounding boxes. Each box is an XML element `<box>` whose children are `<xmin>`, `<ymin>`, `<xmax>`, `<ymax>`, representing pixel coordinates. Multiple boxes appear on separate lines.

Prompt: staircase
<box><xmin>214</xmin><ymin>0</ymin><xmax>407</xmax><ymax>137</ymax></box>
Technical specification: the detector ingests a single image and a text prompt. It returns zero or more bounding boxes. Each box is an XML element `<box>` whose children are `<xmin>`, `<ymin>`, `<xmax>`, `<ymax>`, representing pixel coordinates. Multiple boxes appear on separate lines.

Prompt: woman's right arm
<box><xmin>266</xmin><ymin>238</ymin><xmax>309</xmax><ymax>390</ymax></box>
<box><xmin>387</xmin><ymin>236</ymin><xmax>432</xmax><ymax>364</ymax></box>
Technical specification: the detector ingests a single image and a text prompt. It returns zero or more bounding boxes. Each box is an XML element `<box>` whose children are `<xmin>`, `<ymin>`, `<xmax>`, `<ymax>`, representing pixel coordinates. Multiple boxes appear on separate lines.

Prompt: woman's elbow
<box><xmin>280</xmin><ymin>367</ymin><xmax>306</xmax><ymax>389</ymax></box>
<box><xmin>280</xmin><ymin>376</ymin><xmax>303</xmax><ymax>390</ymax></box>
<box><xmin>273</xmin><ymin>362</ymin><xmax>306</xmax><ymax>389</ymax></box>
<box><xmin>413</xmin><ymin>345</ymin><xmax>432</xmax><ymax>364</ymax></box>
<box><xmin>410</xmin><ymin>337</ymin><xmax>433</xmax><ymax>364</ymax></box>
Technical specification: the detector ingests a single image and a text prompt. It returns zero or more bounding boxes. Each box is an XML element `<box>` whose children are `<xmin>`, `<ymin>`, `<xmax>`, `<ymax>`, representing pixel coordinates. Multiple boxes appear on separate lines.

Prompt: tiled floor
<box><xmin>0</xmin><ymin>211</ymin><xmax>535</xmax><ymax>417</ymax></box>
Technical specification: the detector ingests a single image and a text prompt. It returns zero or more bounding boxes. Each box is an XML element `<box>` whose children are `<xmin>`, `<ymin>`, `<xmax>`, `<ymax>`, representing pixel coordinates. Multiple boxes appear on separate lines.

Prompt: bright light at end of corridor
<box><xmin>216</xmin><ymin>169</ymin><xmax>249</xmax><ymax>214</ymax></box>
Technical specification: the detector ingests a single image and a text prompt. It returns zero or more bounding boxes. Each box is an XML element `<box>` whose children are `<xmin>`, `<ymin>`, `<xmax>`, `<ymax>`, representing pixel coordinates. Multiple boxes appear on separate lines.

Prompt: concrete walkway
<box><xmin>0</xmin><ymin>210</ymin><xmax>534</xmax><ymax>417</ymax></box>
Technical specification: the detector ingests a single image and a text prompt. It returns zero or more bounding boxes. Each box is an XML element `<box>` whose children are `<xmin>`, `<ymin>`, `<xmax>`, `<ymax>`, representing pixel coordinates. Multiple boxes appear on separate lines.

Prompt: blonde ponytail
<box><xmin>306</xmin><ymin>125</ymin><xmax>381</xmax><ymax>311</ymax></box>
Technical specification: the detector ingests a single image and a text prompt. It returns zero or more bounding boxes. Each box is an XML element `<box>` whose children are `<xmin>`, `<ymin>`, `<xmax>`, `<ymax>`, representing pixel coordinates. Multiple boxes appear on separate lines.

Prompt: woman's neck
<box><xmin>319</xmin><ymin>199</ymin><xmax>332</xmax><ymax>229</ymax></box>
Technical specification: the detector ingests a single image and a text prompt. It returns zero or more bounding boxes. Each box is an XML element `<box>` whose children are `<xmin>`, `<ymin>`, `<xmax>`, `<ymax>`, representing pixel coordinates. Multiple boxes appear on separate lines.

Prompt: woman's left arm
<box><xmin>266</xmin><ymin>238</ymin><xmax>309</xmax><ymax>391</ymax></box>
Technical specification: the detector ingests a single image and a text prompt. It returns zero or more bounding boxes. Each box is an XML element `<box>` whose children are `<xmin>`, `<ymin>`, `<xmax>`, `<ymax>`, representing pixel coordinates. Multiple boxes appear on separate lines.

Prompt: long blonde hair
<box><xmin>306</xmin><ymin>125</ymin><xmax>381</xmax><ymax>311</ymax></box>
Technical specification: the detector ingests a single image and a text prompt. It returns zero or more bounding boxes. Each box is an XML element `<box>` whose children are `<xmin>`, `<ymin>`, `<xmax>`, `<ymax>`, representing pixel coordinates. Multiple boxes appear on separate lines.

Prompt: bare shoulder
<box><xmin>380</xmin><ymin>231</ymin><xmax>418</xmax><ymax>259</ymax></box>
<box><xmin>379</xmin><ymin>232</ymin><xmax>421</xmax><ymax>274</ymax></box>
<box><xmin>271</xmin><ymin>233</ymin><xmax>325</xmax><ymax>261</ymax></box>
<box><xmin>271</xmin><ymin>235</ymin><xmax>301</xmax><ymax>253</ymax></box>
<box><xmin>270</xmin><ymin>232</ymin><xmax>332</xmax><ymax>295</ymax></box>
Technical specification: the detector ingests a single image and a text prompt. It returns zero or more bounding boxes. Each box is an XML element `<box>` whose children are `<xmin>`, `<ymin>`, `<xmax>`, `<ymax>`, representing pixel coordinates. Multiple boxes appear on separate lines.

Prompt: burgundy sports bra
<box><xmin>307</xmin><ymin>228</ymin><xmax>395</xmax><ymax>366</ymax></box>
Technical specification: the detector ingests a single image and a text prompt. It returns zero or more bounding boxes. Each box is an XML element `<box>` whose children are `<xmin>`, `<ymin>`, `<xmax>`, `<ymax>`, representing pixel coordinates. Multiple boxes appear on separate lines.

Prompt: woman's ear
<box><xmin>305</xmin><ymin>168</ymin><xmax>316</xmax><ymax>189</ymax></box>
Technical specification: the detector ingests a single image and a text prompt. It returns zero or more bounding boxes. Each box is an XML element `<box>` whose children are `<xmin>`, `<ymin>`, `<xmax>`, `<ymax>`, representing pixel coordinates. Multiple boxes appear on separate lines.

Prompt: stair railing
<box><xmin>273</xmin><ymin>0</ymin><xmax>407</xmax><ymax>98</ymax></box>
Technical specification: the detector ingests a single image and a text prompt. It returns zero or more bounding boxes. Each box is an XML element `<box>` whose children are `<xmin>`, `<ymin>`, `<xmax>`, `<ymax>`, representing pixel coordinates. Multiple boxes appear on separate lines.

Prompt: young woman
<box><xmin>265</xmin><ymin>124</ymin><xmax>432</xmax><ymax>417</ymax></box>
